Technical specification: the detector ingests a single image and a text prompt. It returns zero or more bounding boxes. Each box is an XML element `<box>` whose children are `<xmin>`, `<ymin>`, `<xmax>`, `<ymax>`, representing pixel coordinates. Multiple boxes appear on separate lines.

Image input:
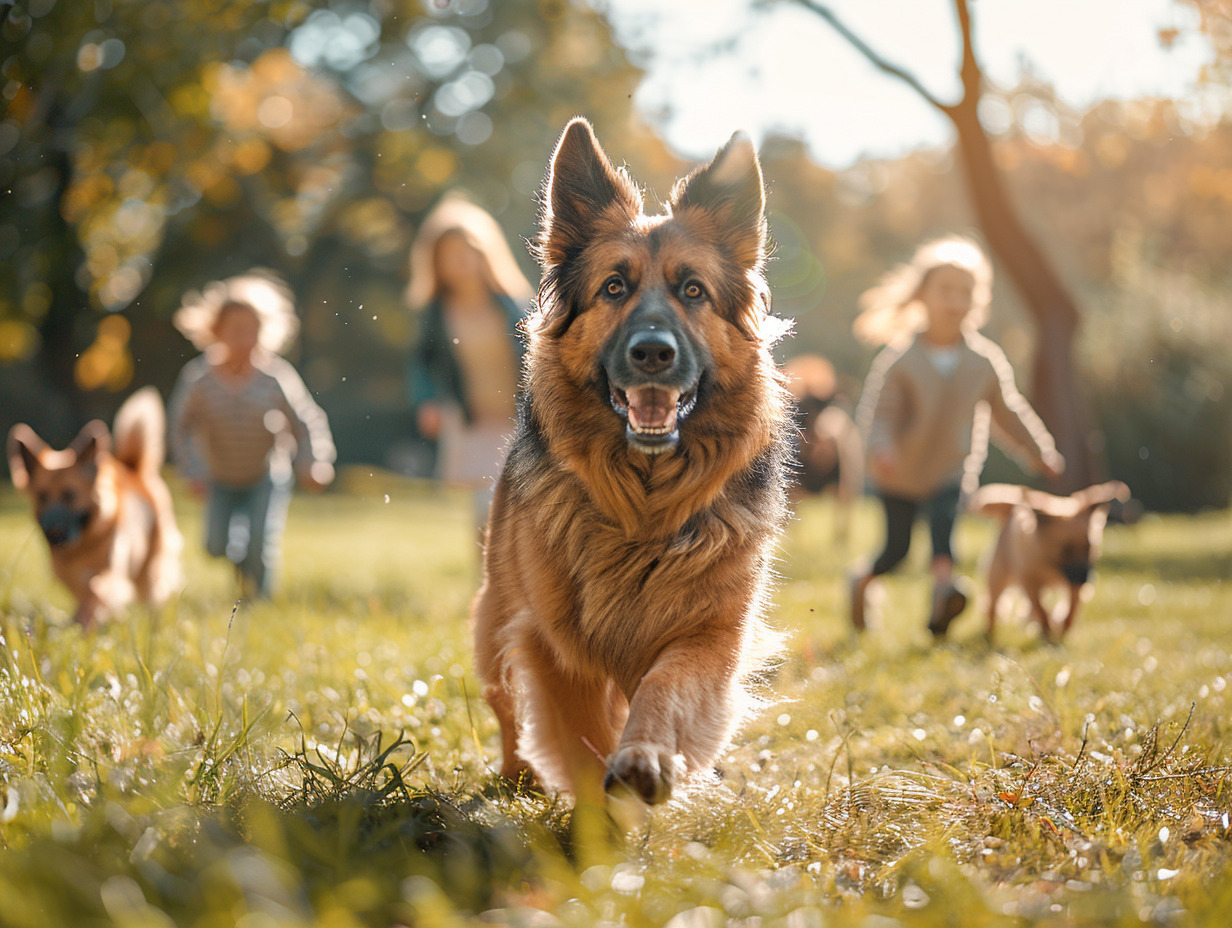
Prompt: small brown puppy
<box><xmin>970</xmin><ymin>481</ymin><xmax>1130</xmax><ymax>640</ymax></box>
<box><xmin>473</xmin><ymin>118</ymin><xmax>791</xmax><ymax>805</ymax></box>
<box><xmin>8</xmin><ymin>387</ymin><xmax>183</xmax><ymax>626</ymax></box>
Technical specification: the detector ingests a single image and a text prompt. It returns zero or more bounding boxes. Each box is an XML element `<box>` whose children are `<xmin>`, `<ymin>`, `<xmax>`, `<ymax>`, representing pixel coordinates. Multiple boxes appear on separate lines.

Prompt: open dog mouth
<box><xmin>609</xmin><ymin>383</ymin><xmax>698</xmax><ymax>454</ymax></box>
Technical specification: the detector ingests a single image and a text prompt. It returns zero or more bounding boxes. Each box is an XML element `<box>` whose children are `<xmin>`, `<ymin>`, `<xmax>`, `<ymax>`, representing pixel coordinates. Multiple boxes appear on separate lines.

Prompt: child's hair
<box><xmin>174</xmin><ymin>269</ymin><xmax>298</xmax><ymax>353</ymax></box>
<box><xmin>852</xmin><ymin>235</ymin><xmax>993</xmax><ymax>345</ymax></box>
<box><xmin>405</xmin><ymin>194</ymin><xmax>534</xmax><ymax>311</ymax></box>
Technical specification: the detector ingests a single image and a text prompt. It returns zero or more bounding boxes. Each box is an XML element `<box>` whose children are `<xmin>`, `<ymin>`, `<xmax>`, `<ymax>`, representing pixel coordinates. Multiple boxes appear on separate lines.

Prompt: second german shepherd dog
<box><xmin>7</xmin><ymin>387</ymin><xmax>183</xmax><ymax>626</ymax></box>
<box><xmin>473</xmin><ymin>118</ymin><xmax>792</xmax><ymax>805</ymax></box>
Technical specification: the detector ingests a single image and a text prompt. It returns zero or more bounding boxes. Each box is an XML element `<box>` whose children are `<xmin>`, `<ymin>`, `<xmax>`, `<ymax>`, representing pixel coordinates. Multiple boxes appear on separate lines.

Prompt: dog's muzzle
<box><xmin>1061</xmin><ymin>561</ymin><xmax>1092</xmax><ymax>586</ymax></box>
<box><xmin>609</xmin><ymin>383</ymin><xmax>699</xmax><ymax>454</ymax></box>
<box><xmin>39</xmin><ymin>505</ymin><xmax>90</xmax><ymax>548</ymax></box>
<box><xmin>604</xmin><ymin>314</ymin><xmax>702</xmax><ymax>455</ymax></box>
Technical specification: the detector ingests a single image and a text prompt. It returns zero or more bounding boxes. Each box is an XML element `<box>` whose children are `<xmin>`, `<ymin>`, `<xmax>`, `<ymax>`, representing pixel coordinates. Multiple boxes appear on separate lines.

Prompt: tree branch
<box><xmin>953</xmin><ymin>0</ymin><xmax>982</xmax><ymax>103</ymax></box>
<box><xmin>793</xmin><ymin>0</ymin><xmax>954</xmax><ymax>115</ymax></box>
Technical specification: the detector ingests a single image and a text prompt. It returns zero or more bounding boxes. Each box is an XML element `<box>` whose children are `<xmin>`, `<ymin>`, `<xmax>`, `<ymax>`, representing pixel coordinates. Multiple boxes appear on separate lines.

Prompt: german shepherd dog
<box><xmin>7</xmin><ymin>387</ymin><xmax>183</xmax><ymax>626</ymax></box>
<box><xmin>970</xmin><ymin>481</ymin><xmax>1130</xmax><ymax>640</ymax></box>
<box><xmin>473</xmin><ymin>118</ymin><xmax>791</xmax><ymax>805</ymax></box>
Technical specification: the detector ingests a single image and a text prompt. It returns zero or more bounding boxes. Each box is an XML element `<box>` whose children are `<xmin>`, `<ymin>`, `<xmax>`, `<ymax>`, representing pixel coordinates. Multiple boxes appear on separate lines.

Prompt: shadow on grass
<box><xmin>0</xmin><ymin>732</ymin><xmax>553</xmax><ymax>927</ymax></box>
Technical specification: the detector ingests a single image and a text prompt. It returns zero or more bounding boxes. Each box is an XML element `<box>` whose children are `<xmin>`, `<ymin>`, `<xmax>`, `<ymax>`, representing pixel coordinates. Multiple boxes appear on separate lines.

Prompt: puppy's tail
<box><xmin>112</xmin><ymin>386</ymin><xmax>167</xmax><ymax>474</ymax></box>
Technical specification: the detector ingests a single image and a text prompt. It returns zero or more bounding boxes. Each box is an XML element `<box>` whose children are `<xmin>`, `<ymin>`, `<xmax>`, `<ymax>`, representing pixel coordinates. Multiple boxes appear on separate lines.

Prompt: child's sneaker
<box><xmin>928</xmin><ymin>579</ymin><xmax>969</xmax><ymax>637</ymax></box>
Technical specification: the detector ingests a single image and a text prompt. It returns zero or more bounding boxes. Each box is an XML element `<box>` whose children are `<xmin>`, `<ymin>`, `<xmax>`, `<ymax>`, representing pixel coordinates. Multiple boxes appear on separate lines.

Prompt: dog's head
<box><xmin>8</xmin><ymin>421</ymin><xmax>112</xmax><ymax>549</ymax></box>
<box><xmin>972</xmin><ymin>481</ymin><xmax>1131</xmax><ymax>584</ymax></box>
<box><xmin>528</xmin><ymin>117</ymin><xmax>787</xmax><ymax>457</ymax></box>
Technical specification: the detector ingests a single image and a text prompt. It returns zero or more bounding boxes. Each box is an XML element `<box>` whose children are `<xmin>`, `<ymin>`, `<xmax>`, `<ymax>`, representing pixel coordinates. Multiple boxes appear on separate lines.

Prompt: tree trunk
<box><xmin>799</xmin><ymin>0</ymin><xmax>1104</xmax><ymax>493</ymax></box>
<box><xmin>946</xmin><ymin>98</ymin><xmax>1099</xmax><ymax>492</ymax></box>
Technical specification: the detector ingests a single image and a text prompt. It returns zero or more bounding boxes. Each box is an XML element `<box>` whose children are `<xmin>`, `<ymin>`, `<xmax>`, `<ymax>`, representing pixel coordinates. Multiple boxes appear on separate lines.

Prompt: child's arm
<box><xmin>856</xmin><ymin>347</ymin><xmax>907</xmax><ymax>484</ymax></box>
<box><xmin>983</xmin><ymin>346</ymin><xmax>1064</xmax><ymax>478</ymax></box>
<box><xmin>271</xmin><ymin>360</ymin><xmax>337</xmax><ymax>490</ymax></box>
<box><xmin>168</xmin><ymin>358</ymin><xmax>210</xmax><ymax>492</ymax></box>
<box><xmin>408</xmin><ymin>308</ymin><xmax>446</xmax><ymax>438</ymax></box>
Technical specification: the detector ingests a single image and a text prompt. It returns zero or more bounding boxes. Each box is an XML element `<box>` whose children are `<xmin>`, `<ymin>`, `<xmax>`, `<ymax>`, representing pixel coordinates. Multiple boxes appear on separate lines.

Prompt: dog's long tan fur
<box><xmin>472</xmin><ymin>118</ymin><xmax>791</xmax><ymax>804</ymax></box>
<box><xmin>8</xmin><ymin>387</ymin><xmax>183</xmax><ymax>626</ymax></box>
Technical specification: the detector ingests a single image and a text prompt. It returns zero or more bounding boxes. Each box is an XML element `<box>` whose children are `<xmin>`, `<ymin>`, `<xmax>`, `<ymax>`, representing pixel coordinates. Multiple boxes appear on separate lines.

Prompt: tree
<box><xmin>1</xmin><ymin>0</ymin><xmax>666</xmax><ymax>464</ymax></box>
<box><xmin>793</xmin><ymin>0</ymin><xmax>1100</xmax><ymax>492</ymax></box>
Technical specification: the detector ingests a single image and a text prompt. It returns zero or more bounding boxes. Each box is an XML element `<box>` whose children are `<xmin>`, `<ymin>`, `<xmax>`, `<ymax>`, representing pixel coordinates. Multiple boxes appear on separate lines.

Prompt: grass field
<box><xmin>0</xmin><ymin>472</ymin><xmax>1230</xmax><ymax>927</ymax></box>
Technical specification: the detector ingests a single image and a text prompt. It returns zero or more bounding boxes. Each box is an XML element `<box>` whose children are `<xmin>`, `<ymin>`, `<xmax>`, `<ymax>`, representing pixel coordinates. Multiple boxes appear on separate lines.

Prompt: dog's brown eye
<box><xmin>604</xmin><ymin>276</ymin><xmax>625</xmax><ymax>298</ymax></box>
<box><xmin>683</xmin><ymin>281</ymin><xmax>705</xmax><ymax>301</ymax></box>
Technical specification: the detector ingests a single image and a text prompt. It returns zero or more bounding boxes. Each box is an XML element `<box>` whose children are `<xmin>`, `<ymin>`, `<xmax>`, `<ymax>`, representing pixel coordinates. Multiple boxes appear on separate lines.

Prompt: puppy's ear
<box><xmin>70</xmin><ymin>421</ymin><xmax>110</xmax><ymax>466</ymax></box>
<box><xmin>968</xmin><ymin>483</ymin><xmax>1026</xmax><ymax>520</ymax></box>
<box><xmin>538</xmin><ymin>118</ymin><xmax>641</xmax><ymax>270</ymax></box>
<box><xmin>7</xmin><ymin>425</ymin><xmax>46</xmax><ymax>490</ymax></box>
<box><xmin>670</xmin><ymin>131</ymin><xmax>767</xmax><ymax>271</ymax></box>
<box><xmin>1074</xmin><ymin>480</ymin><xmax>1130</xmax><ymax>512</ymax></box>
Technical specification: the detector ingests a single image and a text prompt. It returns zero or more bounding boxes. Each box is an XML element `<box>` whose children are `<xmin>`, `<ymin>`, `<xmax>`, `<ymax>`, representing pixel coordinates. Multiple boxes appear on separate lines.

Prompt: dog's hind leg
<box><xmin>1024</xmin><ymin>585</ymin><xmax>1054</xmax><ymax>641</ymax></box>
<box><xmin>985</xmin><ymin>561</ymin><xmax>1009</xmax><ymax>642</ymax></box>
<box><xmin>1058</xmin><ymin>583</ymin><xmax>1083</xmax><ymax>637</ymax></box>
<box><xmin>514</xmin><ymin>639</ymin><xmax>625</xmax><ymax>802</ymax></box>
<box><xmin>472</xmin><ymin>588</ymin><xmax>530</xmax><ymax>782</ymax></box>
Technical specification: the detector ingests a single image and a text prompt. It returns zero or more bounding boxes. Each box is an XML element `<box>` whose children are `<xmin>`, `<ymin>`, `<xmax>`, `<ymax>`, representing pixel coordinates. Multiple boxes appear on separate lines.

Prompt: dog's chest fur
<box><xmin>502</xmin><ymin>428</ymin><xmax>780</xmax><ymax>684</ymax></box>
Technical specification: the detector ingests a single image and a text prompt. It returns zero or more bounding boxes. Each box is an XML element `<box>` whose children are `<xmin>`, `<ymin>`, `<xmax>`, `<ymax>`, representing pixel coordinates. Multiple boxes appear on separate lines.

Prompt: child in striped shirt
<box><xmin>169</xmin><ymin>270</ymin><xmax>335</xmax><ymax>598</ymax></box>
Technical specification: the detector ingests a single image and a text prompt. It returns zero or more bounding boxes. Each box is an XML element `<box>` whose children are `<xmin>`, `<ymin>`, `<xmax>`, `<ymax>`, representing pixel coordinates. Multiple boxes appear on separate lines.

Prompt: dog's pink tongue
<box><xmin>625</xmin><ymin>386</ymin><xmax>679</xmax><ymax>432</ymax></box>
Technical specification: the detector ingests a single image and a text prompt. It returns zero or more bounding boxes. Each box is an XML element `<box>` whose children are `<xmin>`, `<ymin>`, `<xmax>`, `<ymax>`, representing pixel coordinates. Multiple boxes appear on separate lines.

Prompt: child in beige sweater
<box><xmin>850</xmin><ymin>236</ymin><xmax>1064</xmax><ymax>635</ymax></box>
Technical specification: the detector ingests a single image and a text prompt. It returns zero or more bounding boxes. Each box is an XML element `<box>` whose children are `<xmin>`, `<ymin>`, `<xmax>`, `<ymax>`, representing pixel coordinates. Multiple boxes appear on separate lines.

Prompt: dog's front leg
<box><xmin>1024</xmin><ymin>585</ymin><xmax>1056</xmax><ymax>642</ymax></box>
<box><xmin>605</xmin><ymin>627</ymin><xmax>741</xmax><ymax>805</ymax></box>
<box><xmin>1057</xmin><ymin>584</ymin><xmax>1083</xmax><ymax>636</ymax></box>
<box><xmin>73</xmin><ymin>593</ymin><xmax>102</xmax><ymax>627</ymax></box>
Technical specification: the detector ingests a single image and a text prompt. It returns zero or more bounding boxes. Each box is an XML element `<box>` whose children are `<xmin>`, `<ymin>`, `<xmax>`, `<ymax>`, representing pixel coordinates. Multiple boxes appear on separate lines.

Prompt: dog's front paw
<box><xmin>604</xmin><ymin>744</ymin><xmax>684</xmax><ymax>805</ymax></box>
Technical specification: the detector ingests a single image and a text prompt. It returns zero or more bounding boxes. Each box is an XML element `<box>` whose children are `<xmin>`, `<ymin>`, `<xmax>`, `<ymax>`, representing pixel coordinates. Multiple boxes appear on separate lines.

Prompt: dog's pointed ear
<box><xmin>670</xmin><ymin>130</ymin><xmax>767</xmax><ymax>270</ymax></box>
<box><xmin>538</xmin><ymin>118</ymin><xmax>640</xmax><ymax>269</ymax></box>
<box><xmin>70</xmin><ymin>421</ymin><xmax>110</xmax><ymax>465</ymax></box>
<box><xmin>1074</xmin><ymin>480</ymin><xmax>1130</xmax><ymax>512</ymax></box>
<box><xmin>7</xmin><ymin>425</ymin><xmax>46</xmax><ymax>490</ymax></box>
<box><xmin>968</xmin><ymin>483</ymin><xmax>1025</xmax><ymax>520</ymax></box>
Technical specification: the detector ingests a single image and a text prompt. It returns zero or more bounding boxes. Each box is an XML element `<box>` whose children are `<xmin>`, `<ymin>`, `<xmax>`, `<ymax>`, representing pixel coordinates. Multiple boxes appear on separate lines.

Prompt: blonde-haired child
<box><xmin>169</xmin><ymin>270</ymin><xmax>336</xmax><ymax>598</ymax></box>
<box><xmin>850</xmin><ymin>236</ymin><xmax>1064</xmax><ymax>635</ymax></box>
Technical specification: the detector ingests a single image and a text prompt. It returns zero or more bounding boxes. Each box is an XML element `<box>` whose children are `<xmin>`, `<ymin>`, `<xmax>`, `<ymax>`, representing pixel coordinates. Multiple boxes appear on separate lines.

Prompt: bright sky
<box><xmin>599</xmin><ymin>0</ymin><xmax>1217</xmax><ymax>167</ymax></box>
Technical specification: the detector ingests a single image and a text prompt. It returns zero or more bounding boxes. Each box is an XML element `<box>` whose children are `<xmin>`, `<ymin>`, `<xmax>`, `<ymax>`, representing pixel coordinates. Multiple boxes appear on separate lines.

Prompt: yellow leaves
<box><xmin>169</xmin><ymin>81</ymin><xmax>211</xmax><ymax>120</ymax></box>
<box><xmin>338</xmin><ymin>198</ymin><xmax>406</xmax><ymax>258</ymax></box>
<box><xmin>137</xmin><ymin>141</ymin><xmax>180</xmax><ymax>175</ymax></box>
<box><xmin>416</xmin><ymin>147</ymin><xmax>458</xmax><ymax>186</ymax></box>
<box><xmin>62</xmin><ymin>173</ymin><xmax>115</xmax><ymax>224</ymax></box>
<box><xmin>231</xmin><ymin>138</ymin><xmax>272</xmax><ymax>176</ymax></box>
<box><xmin>1186</xmin><ymin>164</ymin><xmax>1232</xmax><ymax>205</ymax></box>
<box><xmin>0</xmin><ymin>319</ymin><xmax>38</xmax><ymax>362</ymax></box>
<box><xmin>252</xmin><ymin>46</ymin><xmax>302</xmax><ymax>85</ymax></box>
<box><xmin>998</xmin><ymin>791</ymin><xmax>1036</xmax><ymax>808</ymax></box>
<box><xmin>1095</xmin><ymin>133</ymin><xmax>1132</xmax><ymax>169</ymax></box>
<box><xmin>74</xmin><ymin>314</ymin><xmax>133</xmax><ymax>392</ymax></box>
<box><xmin>205</xmin><ymin>48</ymin><xmax>351</xmax><ymax>153</ymax></box>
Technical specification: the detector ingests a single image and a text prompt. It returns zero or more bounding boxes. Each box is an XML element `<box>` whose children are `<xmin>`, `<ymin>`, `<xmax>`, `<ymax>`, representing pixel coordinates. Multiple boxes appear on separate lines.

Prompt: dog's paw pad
<box><xmin>604</xmin><ymin>745</ymin><xmax>683</xmax><ymax>805</ymax></box>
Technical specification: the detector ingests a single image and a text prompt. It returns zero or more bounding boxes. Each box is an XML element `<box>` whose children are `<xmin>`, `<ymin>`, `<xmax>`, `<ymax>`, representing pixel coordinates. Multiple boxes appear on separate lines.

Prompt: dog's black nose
<box><xmin>627</xmin><ymin>329</ymin><xmax>677</xmax><ymax>375</ymax></box>
<box><xmin>40</xmin><ymin>505</ymin><xmax>87</xmax><ymax>548</ymax></box>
